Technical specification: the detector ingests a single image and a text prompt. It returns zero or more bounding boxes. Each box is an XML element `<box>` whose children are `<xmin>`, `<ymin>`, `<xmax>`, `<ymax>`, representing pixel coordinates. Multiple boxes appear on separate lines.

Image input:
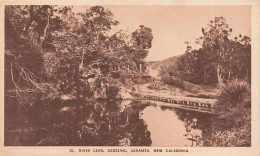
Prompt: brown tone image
<box><xmin>4</xmin><ymin>5</ymin><xmax>251</xmax><ymax>146</ymax></box>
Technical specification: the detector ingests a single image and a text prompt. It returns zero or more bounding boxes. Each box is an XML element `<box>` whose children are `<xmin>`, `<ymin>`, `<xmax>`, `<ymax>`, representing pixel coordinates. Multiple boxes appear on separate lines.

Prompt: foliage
<box><xmin>215</xmin><ymin>80</ymin><xmax>250</xmax><ymax>129</ymax></box>
<box><xmin>5</xmin><ymin>5</ymin><xmax>153</xmax><ymax>100</ymax></box>
<box><xmin>204</xmin><ymin>80</ymin><xmax>251</xmax><ymax>146</ymax></box>
<box><xmin>5</xmin><ymin>6</ymin><xmax>251</xmax><ymax>147</ymax></box>
<box><xmin>156</xmin><ymin>17</ymin><xmax>251</xmax><ymax>146</ymax></box>
<box><xmin>159</xmin><ymin>17</ymin><xmax>251</xmax><ymax>86</ymax></box>
<box><xmin>131</xmin><ymin>25</ymin><xmax>153</xmax><ymax>70</ymax></box>
<box><xmin>204</xmin><ymin>125</ymin><xmax>251</xmax><ymax>146</ymax></box>
<box><xmin>161</xmin><ymin>77</ymin><xmax>185</xmax><ymax>89</ymax></box>
<box><xmin>5</xmin><ymin>5</ymin><xmax>153</xmax><ymax>146</ymax></box>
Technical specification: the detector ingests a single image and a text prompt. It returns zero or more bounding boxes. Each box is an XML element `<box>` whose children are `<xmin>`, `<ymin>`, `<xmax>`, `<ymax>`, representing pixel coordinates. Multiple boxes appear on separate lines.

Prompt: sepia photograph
<box><xmin>1</xmin><ymin>1</ymin><xmax>260</xmax><ymax>155</ymax></box>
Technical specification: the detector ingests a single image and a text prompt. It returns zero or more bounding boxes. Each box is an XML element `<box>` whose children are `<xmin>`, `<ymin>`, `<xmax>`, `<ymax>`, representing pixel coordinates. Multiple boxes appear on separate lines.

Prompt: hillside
<box><xmin>146</xmin><ymin>55</ymin><xmax>181</xmax><ymax>77</ymax></box>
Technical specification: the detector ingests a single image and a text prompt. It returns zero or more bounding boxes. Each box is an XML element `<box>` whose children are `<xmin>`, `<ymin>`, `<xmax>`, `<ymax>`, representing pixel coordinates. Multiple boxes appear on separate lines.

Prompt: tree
<box><xmin>5</xmin><ymin>5</ymin><xmax>69</xmax><ymax>102</ymax></box>
<box><xmin>169</xmin><ymin>17</ymin><xmax>251</xmax><ymax>86</ymax></box>
<box><xmin>5</xmin><ymin>5</ymin><xmax>154</xmax><ymax>146</ymax></box>
<box><xmin>131</xmin><ymin>25</ymin><xmax>153</xmax><ymax>72</ymax></box>
<box><xmin>200</xmin><ymin>17</ymin><xmax>233</xmax><ymax>86</ymax></box>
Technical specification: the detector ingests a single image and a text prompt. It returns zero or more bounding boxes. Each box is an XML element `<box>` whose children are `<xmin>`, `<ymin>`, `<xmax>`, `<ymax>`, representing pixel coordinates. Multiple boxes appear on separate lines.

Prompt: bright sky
<box><xmin>73</xmin><ymin>6</ymin><xmax>251</xmax><ymax>61</ymax></box>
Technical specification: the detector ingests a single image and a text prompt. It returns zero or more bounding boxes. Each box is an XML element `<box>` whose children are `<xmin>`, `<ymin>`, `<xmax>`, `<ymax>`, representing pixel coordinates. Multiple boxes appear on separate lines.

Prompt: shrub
<box><xmin>217</xmin><ymin>80</ymin><xmax>250</xmax><ymax>108</ymax></box>
<box><xmin>207</xmin><ymin>80</ymin><xmax>251</xmax><ymax>146</ymax></box>
<box><xmin>132</xmin><ymin>74</ymin><xmax>152</xmax><ymax>84</ymax></box>
<box><xmin>215</xmin><ymin>80</ymin><xmax>251</xmax><ymax>129</ymax></box>
<box><xmin>162</xmin><ymin>77</ymin><xmax>185</xmax><ymax>89</ymax></box>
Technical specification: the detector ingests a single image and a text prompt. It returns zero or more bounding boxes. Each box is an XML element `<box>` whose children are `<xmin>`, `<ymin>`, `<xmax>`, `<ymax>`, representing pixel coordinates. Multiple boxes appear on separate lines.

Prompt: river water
<box><xmin>5</xmin><ymin>99</ymin><xmax>213</xmax><ymax>146</ymax></box>
<box><xmin>64</xmin><ymin>100</ymin><xmax>214</xmax><ymax>146</ymax></box>
<box><xmin>139</xmin><ymin>102</ymin><xmax>212</xmax><ymax>146</ymax></box>
<box><xmin>126</xmin><ymin>101</ymin><xmax>213</xmax><ymax>146</ymax></box>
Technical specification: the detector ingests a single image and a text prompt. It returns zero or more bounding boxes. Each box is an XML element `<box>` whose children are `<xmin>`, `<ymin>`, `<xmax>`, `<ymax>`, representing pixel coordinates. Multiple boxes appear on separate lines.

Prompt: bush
<box><xmin>215</xmin><ymin>80</ymin><xmax>251</xmax><ymax>129</ymax></box>
<box><xmin>133</xmin><ymin>74</ymin><xmax>152</xmax><ymax>84</ymax></box>
<box><xmin>119</xmin><ymin>73</ymin><xmax>151</xmax><ymax>86</ymax></box>
<box><xmin>162</xmin><ymin>77</ymin><xmax>185</xmax><ymax>89</ymax></box>
<box><xmin>206</xmin><ymin>80</ymin><xmax>251</xmax><ymax>146</ymax></box>
<box><xmin>218</xmin><ymin>80</ymin><xmax>250</xmax><ymax>108</ymax></box>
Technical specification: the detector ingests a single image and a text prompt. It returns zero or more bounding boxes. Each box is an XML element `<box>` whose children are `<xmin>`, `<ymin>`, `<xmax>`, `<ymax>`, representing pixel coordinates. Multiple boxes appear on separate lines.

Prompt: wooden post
<box><xmin>139</xmin><ymin>64</ymin><xmax>142</xmax><ymax>74</ymax></box>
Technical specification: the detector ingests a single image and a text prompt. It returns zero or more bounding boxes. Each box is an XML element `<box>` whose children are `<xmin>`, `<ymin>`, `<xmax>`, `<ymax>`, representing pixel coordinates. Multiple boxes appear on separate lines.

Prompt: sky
<box><xmin>73</xmin><ymin>5</ymin><xmax>251</xmax><ymax>61</ymax></box>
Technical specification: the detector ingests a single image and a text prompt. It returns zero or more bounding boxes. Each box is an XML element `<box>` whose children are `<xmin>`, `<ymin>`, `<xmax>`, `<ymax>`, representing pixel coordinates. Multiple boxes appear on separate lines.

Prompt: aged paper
<box><xmin>0</xmin><ymin>0</ymin><xmax>260</xmax><ymax>156</ymax></box>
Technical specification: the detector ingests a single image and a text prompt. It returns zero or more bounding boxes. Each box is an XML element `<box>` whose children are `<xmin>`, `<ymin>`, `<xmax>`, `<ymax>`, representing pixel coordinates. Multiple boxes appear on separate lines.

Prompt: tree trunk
<box><xmin>217</xmin><ymin>65</ymin><xmax>224</xmax><ymax>86</ymax></box>
<box><xmin>79</xmin><ymin>50</ymin><xmax>85</xmax><ymax>71</ymax></box>
<box><xmin>25</xmin><ymin>6</ymin><xmax>34</xmax><ymax>33</ymax></box>
<box><xmin>74</xmin><ymin>64</ymin><xmax>81</xmax><ymax>99</ymax></box>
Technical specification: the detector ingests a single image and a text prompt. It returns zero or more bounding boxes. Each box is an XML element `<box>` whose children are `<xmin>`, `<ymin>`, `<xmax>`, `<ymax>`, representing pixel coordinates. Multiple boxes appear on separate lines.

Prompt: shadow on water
<box><xmin>5</xmin><ymin>99</ymin><xmax>213</xmax><ymax>146</ymax></box>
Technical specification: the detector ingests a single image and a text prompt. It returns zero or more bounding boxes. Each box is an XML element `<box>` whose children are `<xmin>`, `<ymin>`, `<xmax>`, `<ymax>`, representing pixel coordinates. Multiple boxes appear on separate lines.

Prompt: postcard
<box><xmin>0</xmin><ymin>0</ymin><xmax>259</xmax><ymax>155</ymax></box>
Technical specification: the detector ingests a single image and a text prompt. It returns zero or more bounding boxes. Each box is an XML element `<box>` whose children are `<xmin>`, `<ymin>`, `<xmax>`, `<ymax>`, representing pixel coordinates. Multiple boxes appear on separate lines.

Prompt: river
<box><xmin>5</xmin><ymin>99</ymin><xmax>214</xmax><ymax>146</ymax></box>
<box><xmin>124</xmin><ymin>100</ymin><xmax>213</xmax><ymax>146</ymax></box>
<box><xmin>64</xmin><ymin>100</ymin><xmax>214</xmax><ymax>146</ymax></box>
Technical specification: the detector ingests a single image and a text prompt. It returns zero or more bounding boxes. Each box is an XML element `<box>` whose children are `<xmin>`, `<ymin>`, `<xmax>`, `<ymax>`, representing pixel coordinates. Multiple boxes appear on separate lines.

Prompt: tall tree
<box><xmin>131</xmin><ymin>25</ymin><xmax>153</xmax><ymax>72</ymax></box>
<box><xmin>200</xmin><ymin>17</ymin><xmax>233</xmax><ymax>86</ymax></box>
<box><xmin>163</xmin><ymin>17</ymin><xmax>250</xmax><ymax>85</ymax></box>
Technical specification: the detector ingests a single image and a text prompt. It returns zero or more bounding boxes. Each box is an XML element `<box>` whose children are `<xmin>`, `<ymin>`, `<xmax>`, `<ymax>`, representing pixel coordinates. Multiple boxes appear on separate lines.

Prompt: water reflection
<box><xmin>63</xmin><ymin>100</ymin><xmax>212</xmax><ymax>146</ymax></box>
<box><xmin>12</xmin><ymin>100</ymin><xmax>212</xmax><ymax>146</ymax></box>
<box><xmin>140</xmin><ymin>104</ymin><xmax>210</xmax><ymax>147</ymax></box>
<box><xmin>55</xmin><ymin>100</ymin><xmax>152</xmax><ymax>146</ymax></box>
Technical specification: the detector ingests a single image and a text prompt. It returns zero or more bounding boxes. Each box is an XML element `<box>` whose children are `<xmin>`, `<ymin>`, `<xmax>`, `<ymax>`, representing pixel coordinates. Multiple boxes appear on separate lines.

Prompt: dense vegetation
<box><xmin>159</xmin><ymin>17</ymin><xmax>251</xmax><ymax>146</ymax></box>
<box><xmin>5</xmin><ymin>5</ymin><xmax>153</xmax><ymax>101</ymax></box>
<box><xmin>5</xmin><ymin>5</ymin><xmax>153</xmax><ymax>145</ymax></box>
<box><xmin>160</xmin><ymin>17</ymin><xmax>251</xmax><ymax>86</ymax></box>
<box><xmin>204</xmin><ymin>80</ymin><xmax>251</xmax><ymax>146</ymax></box>
<box><xmin>5</xmin><ymin>6</ymin><xmax>251</xmax><ymax>146</ymax></box>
